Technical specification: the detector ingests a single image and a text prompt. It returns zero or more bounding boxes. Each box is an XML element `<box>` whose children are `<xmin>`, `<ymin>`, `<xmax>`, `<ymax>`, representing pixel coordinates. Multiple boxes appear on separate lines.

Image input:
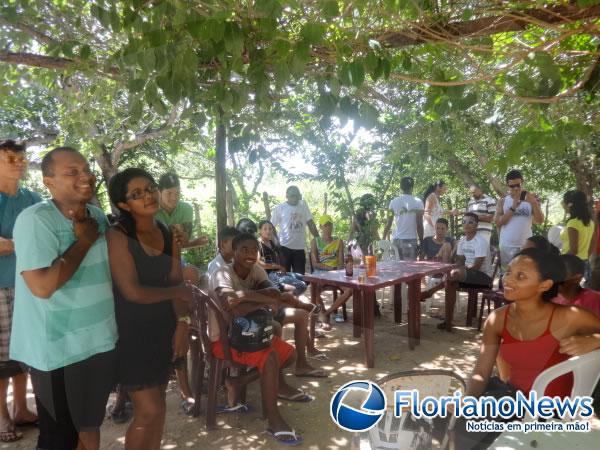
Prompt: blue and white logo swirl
<box><xmin>330</xmin><ymin>380</ymin><xmax>386</xmax><ymax>432</ymax></box>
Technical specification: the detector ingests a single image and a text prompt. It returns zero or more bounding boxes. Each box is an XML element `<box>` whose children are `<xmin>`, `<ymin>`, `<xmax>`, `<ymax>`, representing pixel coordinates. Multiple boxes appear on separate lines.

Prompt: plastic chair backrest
<box><xmin>530</xmin><ymin>349</ymin><xmax>600</xmax><ymax>398</ymax></box>
<box><xmin>488</xmin><ymin>247</ymin><xmax>500</xmax><ymax>283</ymax></box>
<box><xmin>363</xmin><ymin>370</ymin><xmax>466</xmax><ymax>450</ymax></box>
<box><xmin>193</xmin><ymin>287</ymin><xmax>235</xmax><ymax>362</ymax></box>
<box><xmin>376</xmin><ymin>240</ymin><xmax>399</xmax><ymax>261</ymax></box>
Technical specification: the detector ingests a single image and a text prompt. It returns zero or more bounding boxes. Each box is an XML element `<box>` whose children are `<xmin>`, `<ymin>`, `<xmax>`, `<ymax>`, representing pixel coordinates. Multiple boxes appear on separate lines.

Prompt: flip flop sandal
<box><xmin>181</xmin><ymin>399</ymin><xmax>196</xmax><ymax>416</ymax></box>
<box><xmin>333</xmin><ymin>313</ymin><xmax>345</xmax><ymax>323</ymax></box>
<box><xmin>277</xmin><ymin>392</ymin><xmax>314</xmax><ymax>402</ymax></box>
<box><xmin>314</xmin><ymin>330</ymin><xmax>328</xmax><ymax>339</ymax></box>
<box><xmin>0</xmin><ymin>427</ymin><xmax>23</xmax><ymax>443</ymax></box>
<box><xmin>265</xmin><ymin>428</ymin><xmax>303</xmax><ymax>446</ymax></box>
<box><xmin>216</xmin><ymin>403</ymin><xmax>252</xmax><ymax>414</ymax></box>
<box><xmin>308</xmin><ymin>303</ymin><xmax>321</xmax><ymax>315</ymax></box>
<box><xmin>295</xmin><ymin>368</ymin><xmax>328</xmax><ymax>378</ymax></box>
<box><xmin>108</xmin><ymin>404</ymin><xmax>133</xmax><ymax>424</ymax></box>
<box><xmin>308</xmin><ymin>352</ymin><xmax>329</xmax><ymax>361</ymax></box>
<box><xmin>14</xmin><ymin>419</ymin><xmax>38</xmax><ymax>427</ymax></box>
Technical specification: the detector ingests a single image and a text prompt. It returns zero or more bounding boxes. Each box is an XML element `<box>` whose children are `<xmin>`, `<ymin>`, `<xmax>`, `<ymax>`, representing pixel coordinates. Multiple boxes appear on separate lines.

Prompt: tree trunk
<box><xmin>323</xmin><ymin>193</ymin><xmax>328</xmax><ymax>215</ymax></box>
<box><xmin>568</xmin><ymin>147</ymin><xmax>598</xmax><ymax>200</ymax></box>
<box><xmin>226</xmin><ymin>186</ymin><xmax>235</xmax><ymax>226</ymax></box>
<box><xmin>215</xmin><ymin>115</ymin><xmax>227</xmax><ymax>233</ymax></box>
<box><xmin>262</xmin><ymin>191</ymin><xmax>271</xmax><ymax>219</ymax></box>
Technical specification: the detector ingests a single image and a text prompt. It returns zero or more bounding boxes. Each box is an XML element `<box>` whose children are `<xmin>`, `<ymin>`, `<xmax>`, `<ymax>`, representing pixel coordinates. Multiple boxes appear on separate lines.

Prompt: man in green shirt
<box><xmin>156</xmin><ymin>172</ymin><xmax>208</xmax><ymax>249</ymax></box>
<box><xmin>155</xmin><ymin>172</ymin><xmax>206</xmax><ymax>414</ymax></box>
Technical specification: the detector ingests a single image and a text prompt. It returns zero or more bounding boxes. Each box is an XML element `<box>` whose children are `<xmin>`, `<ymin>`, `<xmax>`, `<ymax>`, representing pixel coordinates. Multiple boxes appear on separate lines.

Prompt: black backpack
<box><xmin>228</xmin><ymin>308</ymin><xmax>274</xmax><ymax>353</ymax></box>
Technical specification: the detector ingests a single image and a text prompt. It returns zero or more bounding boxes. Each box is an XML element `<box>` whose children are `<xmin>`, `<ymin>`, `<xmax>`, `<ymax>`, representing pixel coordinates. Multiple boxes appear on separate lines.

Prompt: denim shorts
<box><xmin>392</xmin><ymin>239</ymin><xmax>418</xmax><ymax>261</ymax></box>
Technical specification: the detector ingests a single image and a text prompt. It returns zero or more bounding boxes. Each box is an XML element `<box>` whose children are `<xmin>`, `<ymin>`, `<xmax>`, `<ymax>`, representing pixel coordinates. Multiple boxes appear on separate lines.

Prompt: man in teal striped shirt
<box><xmin>10</xmin><ymin>147</ymin><xmax>117</xmax><ymax>450</ymax></box>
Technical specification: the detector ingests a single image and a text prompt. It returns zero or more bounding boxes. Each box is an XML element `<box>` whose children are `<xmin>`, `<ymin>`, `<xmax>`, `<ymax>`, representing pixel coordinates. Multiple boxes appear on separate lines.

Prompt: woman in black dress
<box><xmin>106</xmin><ymin>168</ymin><xmax>192</xmax><ymax>450</ymax></box>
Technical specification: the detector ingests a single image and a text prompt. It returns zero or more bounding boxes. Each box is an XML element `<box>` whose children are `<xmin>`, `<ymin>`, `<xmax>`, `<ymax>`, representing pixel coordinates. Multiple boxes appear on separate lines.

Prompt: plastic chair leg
<box><xmin>189</xmin><ymin>333</ymin><xmax>204</xmax><ymax>417</ymax></box>
<box><xmin>466</xmin><ymin>290</ymin><xmax>478</xmax><ymax>327</ymax></box>
<box><xmin>477</xmin><ymin>296</ymin><xmax>487</xmax><ymax>331</ymax></box>
<box><xmin>206</xmin><ymin>358</ymin><xmax>223</xmax><ymax>430</ymax></box>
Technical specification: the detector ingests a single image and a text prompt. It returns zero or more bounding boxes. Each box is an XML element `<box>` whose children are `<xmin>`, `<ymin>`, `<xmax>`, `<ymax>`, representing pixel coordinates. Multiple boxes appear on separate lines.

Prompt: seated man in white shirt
<box><xmin>207</xmin><ymin>226</ymin><xmax>240</xmax><ymax>278</ymax></box>
<box><xmin>449</xmin><ymin>212</ymin><xmax>493</xmax><ymax>287</ymax></box>
<box><xmin>209</xmin><ymin>233</ymin><xmax>310</xmax><ymax>444</ymax></box>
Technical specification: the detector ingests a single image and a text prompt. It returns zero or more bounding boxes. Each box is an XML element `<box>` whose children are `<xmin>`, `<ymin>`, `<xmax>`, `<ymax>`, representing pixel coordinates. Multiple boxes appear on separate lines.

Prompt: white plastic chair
<box><xmin>357</xmin><ymin>370</ymin><xmax>466</xmax><ymax>450</ymax></box>
<box><xmin>523</xmin><ymin>349</ymin><xmax>600</xmax><ymax>422</ymax></box>
<box><xmin>375</xmin><ymin>240</ymin><xmax>399</xmax><ymax>262</ymax></box>
<box><xmin>531</xmin><ymin>349</ymin><xmax>600</xmax><ymax>398</ymax></box>
<box><xmin>373</xmin><ymin>240</ymin><xmax>401</xmax><ymax>310</ymax></box>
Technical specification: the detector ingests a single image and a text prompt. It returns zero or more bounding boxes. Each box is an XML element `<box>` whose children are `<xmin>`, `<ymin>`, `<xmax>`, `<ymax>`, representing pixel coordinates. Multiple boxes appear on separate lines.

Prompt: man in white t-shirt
<box><xmin>207</xmin><ymin>226</ymin><xmax>239</xmax><ymax>278</ymax></box>
<box><xmin>450</xmin><ymin>212</ymin><xmax>492</xmax><ymax>286</ymax></box>
<box><xmin>466</xmin><ymin>184</ymin><xmax>496</xmax><ymax>244</ymax></box>
<box><xmin>270</xmin><ymin>186</ymin><xmax>319</xmax><ymax>274</ymax></box>
<box><xmin>494</xmin><ymin>169</ymin><xmax>544</xmax><ymax>272</ymax></box>
<box><xmin>383</xmin><ymin>177</ymin><xmax>424</xmax><ymax>260</ymax></box>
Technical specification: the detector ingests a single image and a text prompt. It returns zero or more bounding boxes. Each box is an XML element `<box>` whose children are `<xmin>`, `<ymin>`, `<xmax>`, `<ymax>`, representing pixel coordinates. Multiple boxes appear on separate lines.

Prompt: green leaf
<box><xmin>301</xmin><ymin>23</ymin><xmax>325</xmax><ymax>45</ymax></box>
<box><xmin>152</xmin><ymin>98</ymin><xmax>169</xmax><ymax>116</ymax></box>
<box><xmin>338</xmin><ymin>96</ymin><xmax>357</xmax><ymax>118</ymax></box>
<box><xmin>128</xmin><ymin>78</ymin><xmax>146</xmax><ymax>93</ymax></box>
<box><xmin>139</xmin><ymin>49</ymin><xmax>156</xmax><ymax>72</ymax></box>
<box><xmin>255</xmin><ymin>0</ymin><xmax>283</xmax><ymax>18</ymax></box>
<box><xmin>316</xmin><ymin>93</ymin><xmax>338</xmax><ymax>117</ymax></box>
<box><xmin>290</xmin><ymin>53</ymin><xmax>308</xmax><ymax>78</ymax></box>
<box><xmin>249</xmin><ymin>149</ymin><xmax>258</xmax><ymax>164</ymax></box>
<box><xmin>128</xmin><ymin>98</ymin><xmax>143</xmax><ymax>123</ymax></box>
<box><xmin>91</xmin><ymin>4</ymin><xmax>111</xmax><ymax>29</ymax></box>
<box><xmin>79</xmin><ymin>44</ymin><xmax>92</xmax><ymax>60</ymax></box>
<box><xmin>349</xmin><ymin>60</ymin><xmax>365</xmax><ymax>87</ymax></box>
<box><xmin>321</xmin><ymin>0</ymin><xmax>339</xmax><ymax>18</ymax></box>
<box><xmin>338</xmin><ymin>62</ymin><xmax>351</xmax><ymax>86</ymax></box>
<box><xmin>358</xmin><ymin>102</ymin><xmax>379</xmax><ymax>128</ymax></box>
<box><xmin>1</xmin><ymin>6</ymin><xmax>18</xmax><ymax>23</ymax></box>
<box><xmin>206</xmin><ymin>20</ymin><xmax>225</xmax><ymax>42</ymax></box>
<box><xmin>400</xmin><ymin>52</ymin><xmax>412</xmax><ymax>71</ymax></box>
<box><xmin>109</xmin><ymin>7</ymin><xmax>121</xmax><ymax>32</ymax></box>
<box><xmin>144</xmin><ymin>82</ymin><xmax>159</xmax><ymax>104</ymax></box>
<box><xmin>381</xmin><ymin>58</ymin><xmax>392</xmax><ymax>79</ymax></box>
<box><xmin>365</xmin><ymin>52</ymin><xmax>378</xmax><ymax>73</ymax></box>
<box><xmin>457</xmin><ymin>92</ymin><xmax>477</xmax><ymax>110</ymax></box>
<box><xmin>224</xmin><ymin>23</ymin><xmax>244</xmax><ymax>55</ymax></box>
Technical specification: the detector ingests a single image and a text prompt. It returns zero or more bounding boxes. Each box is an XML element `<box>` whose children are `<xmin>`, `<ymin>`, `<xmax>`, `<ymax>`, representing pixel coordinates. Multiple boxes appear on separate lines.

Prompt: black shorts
<box><xmin>0</xmin><ymin>360</ymin><xmax>24</xmax><ymax>379</ymax></box>
<box><xmin>29</xmin><ymin>349</ymin><xmax>117</xmax><ymax>450</ymax></box>
<box><xmin>279</xmin><ymin>247</ymin><xmax>306</xmax><ymax>274</ymax></box>
<box><xmin>463</xmin><ymin>269</ymin><xmax>492</xmax><ymax>287</ymax></box>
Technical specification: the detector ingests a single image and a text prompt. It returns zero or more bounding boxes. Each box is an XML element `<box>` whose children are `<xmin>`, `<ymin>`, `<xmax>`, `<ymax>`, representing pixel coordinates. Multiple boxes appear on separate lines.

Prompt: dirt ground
<box><xmin>7</xmin><ymin>289</ymin><xmax>600</xmax><ymax>449</ymax></box>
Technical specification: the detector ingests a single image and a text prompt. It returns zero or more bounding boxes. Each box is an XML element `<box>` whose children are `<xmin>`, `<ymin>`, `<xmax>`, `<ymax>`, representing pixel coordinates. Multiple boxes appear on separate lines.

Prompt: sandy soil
<box><xmin>7</xmin><ymin>289</ymin><xmax>600</xmax><ymax>449</ymax></box>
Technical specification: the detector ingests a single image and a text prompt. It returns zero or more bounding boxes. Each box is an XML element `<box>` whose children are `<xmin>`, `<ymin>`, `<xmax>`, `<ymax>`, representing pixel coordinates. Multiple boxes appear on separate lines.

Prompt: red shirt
<box><xmin>553</xmin><ymin>288</ymin><xmax>600</xmax><ymax>318</ymax></box>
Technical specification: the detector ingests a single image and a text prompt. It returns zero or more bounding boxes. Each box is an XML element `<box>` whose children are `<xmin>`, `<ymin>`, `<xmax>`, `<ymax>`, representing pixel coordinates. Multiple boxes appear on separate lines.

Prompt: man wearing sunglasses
<box><xmin>0</xmin><ymin>140</ymin><xmax>41</xmax><ymax>443</ymax></box>
<box><xmin>449</xmin><ymin>212</ymin><xmax>492</xmax><ymax>286</ymax></box>
<box><xmin>494</xmin><ymin>169</ymin><xmax>544</xmax><ymax>272</ymax></box>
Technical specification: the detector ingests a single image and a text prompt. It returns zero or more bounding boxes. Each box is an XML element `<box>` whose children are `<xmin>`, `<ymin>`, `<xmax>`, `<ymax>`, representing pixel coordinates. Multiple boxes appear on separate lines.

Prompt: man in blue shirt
<box><xmin>11</xmin><ymin>147</ymin><xmax>117</xmax><ymax>450</ymax></box>
<box><xmin>0</xmin><ymin>139</ymin><xmax>40</xmax><ymax>443</ymax></box>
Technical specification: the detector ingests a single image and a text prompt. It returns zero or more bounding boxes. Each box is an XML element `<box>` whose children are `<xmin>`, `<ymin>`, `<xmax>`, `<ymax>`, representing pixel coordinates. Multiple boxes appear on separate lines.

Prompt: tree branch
<box><xmin>0</xmin><ymin>51</ymin><xmax>74</xmax><ymax>70</ymax></box>
<box><xmin>0</xmin><ymin>17</ymin><xmax>59</xmax><ymax>46</ymax></box>
<box><xmin>377</xmin><ymin>4</ymin><xmax>600</xmax><ymax>49</ymax></box>
<box><xmin>112</xmin><ymin>102</ymin><xmax>182</xmax><ymax>164</ymax></box>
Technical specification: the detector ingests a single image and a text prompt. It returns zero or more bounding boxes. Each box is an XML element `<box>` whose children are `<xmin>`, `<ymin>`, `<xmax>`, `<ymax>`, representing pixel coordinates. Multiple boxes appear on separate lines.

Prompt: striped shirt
<box><xmin>467</xmin><ymin>195</ymin><xmax>496</xmax><ymax>236</ymax></box>
<box><xmin>10</xmin><ymin>201</ymin><xmax>117</xmax><ymax>371</ymax></box>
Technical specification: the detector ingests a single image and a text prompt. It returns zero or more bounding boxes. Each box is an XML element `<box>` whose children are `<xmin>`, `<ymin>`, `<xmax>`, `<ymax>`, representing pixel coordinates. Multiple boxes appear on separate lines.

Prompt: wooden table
<box><xmin>303</xmin><ymin>260</ymin><xmax>456</xmax><ymax>368</ymax></box>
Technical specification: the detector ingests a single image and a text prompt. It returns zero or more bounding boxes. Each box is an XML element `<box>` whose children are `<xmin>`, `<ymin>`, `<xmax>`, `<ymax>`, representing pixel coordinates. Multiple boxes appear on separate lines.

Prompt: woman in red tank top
<box><xmin>466</xmin><ymin>247</ymin><xmax>600</xmax><ymax>401</ymax></box>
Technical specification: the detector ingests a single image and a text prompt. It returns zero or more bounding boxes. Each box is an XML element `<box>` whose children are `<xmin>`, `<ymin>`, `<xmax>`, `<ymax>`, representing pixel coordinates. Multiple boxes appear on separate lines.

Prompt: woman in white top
<box><xmin>422</xmin><ymin>180</ymin><xmax>456</xmax><ymax>238</ymax></box>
